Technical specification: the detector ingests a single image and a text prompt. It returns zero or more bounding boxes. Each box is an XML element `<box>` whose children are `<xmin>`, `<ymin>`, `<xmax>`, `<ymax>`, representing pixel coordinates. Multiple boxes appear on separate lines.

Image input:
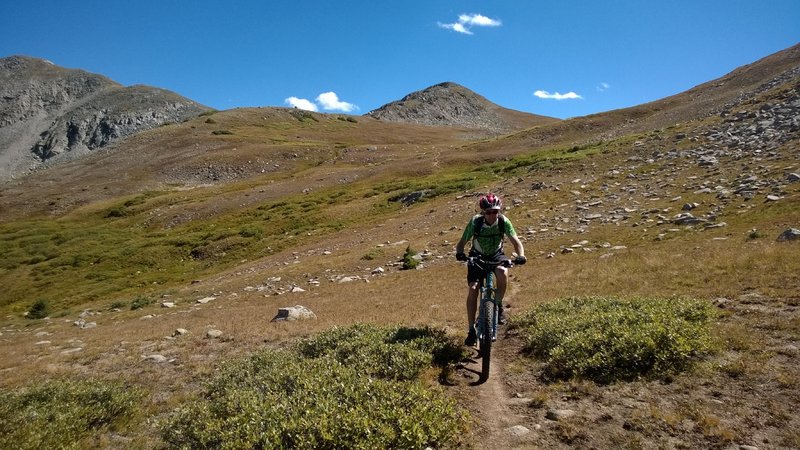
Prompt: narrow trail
<box><xmin>450</xmin><ymin>280</ymin><xmax>536</xmax><ymax>448</ymax></box>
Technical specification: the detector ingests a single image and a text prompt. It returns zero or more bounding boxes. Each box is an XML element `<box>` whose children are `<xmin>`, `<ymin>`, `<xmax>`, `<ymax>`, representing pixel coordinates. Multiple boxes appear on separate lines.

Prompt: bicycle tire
<box><xmin>481</xmin><ymin>298</ymin><xmax>494</xmax><ymax>379</ymax></box>
<box><xmin>481</xmin><ymin>272</ymin><xmax>495</xmax><ymax>380</ymax></box>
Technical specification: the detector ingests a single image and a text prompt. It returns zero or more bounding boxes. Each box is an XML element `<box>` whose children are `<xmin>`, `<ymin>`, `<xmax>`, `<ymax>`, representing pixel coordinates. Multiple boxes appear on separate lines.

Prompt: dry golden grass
<box><xmin>1</xmin><ymin>60</ymin><xmax>799</xmax><ymax>447</ymax></box>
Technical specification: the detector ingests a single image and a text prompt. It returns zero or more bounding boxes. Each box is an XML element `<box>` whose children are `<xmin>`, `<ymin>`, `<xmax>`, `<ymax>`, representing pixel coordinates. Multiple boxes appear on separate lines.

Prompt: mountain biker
<box><xmin>455</xmin><ymin>193</ymin><xmax>526</xmax><ymax>346</ymax></box>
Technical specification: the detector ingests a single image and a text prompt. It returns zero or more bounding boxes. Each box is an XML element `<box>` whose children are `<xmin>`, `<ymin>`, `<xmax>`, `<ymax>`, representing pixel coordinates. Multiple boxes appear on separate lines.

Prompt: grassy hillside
<box><xmin>0</xmin><ymin>48</ymin><xmax>798</xmax><ymax>448</ymax></box>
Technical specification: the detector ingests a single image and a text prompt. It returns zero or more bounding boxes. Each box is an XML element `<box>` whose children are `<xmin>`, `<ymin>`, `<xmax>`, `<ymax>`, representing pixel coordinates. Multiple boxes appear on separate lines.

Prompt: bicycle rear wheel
<box><xmin>480</xmin><ymin>296</ymin><xmax>495</xmax><ymax>380</ymax></box>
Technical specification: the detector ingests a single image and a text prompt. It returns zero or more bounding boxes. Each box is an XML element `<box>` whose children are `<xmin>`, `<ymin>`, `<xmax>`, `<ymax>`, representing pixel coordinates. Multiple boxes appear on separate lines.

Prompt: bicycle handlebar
<box><xmin>466</xmin><ymin>256</ymin><xmax>515</xmax><ymax>269</ymax></box>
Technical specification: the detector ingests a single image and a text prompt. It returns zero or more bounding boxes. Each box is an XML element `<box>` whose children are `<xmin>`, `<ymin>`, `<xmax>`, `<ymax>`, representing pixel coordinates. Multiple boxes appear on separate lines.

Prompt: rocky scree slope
<box><xmin>366</xmin><ymin>81</ymin><xmax>558</xmax><ymax>134</ymax></box>
<box><xmin>492</xmin><ymin>43</ymin><xmax>800</xmax><ymax>153</ymax></box>
<box><xmin>0</xmin><ymin>55</ymin><xmax>208</xmax><ymax>181</ymax></box>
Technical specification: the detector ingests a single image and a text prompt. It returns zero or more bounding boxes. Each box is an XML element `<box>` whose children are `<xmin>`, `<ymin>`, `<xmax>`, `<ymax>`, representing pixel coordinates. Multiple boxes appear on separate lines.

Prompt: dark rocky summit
<box><xmin>366</xmin><ymin>82</ymin><xmax>558</xmax><ymax>133</ymax></box>
<box><xmin>0</xmin><ymin>56</ymin><xmax>208</xmax><ymax>181</ymax></box>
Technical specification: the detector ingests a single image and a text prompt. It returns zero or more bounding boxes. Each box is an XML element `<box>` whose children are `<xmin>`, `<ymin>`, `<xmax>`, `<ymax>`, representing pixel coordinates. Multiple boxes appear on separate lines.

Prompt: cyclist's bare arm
<box><xmin>509</xmin><ymin>235</ymin><xmax>525</xmax><ymax>258</ymax></box>
<box><xmin>455</xmin><ymin>238</ymin><xmax>468</xmax><ymax>255</ymax></box>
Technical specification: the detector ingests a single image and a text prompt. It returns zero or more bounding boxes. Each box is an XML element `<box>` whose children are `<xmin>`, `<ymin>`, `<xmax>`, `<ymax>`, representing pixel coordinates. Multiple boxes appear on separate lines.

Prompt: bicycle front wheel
<box><xmin>480</xmin><ymin>298</ymin><xmax>495</xmax><ymax>380</ymax></box>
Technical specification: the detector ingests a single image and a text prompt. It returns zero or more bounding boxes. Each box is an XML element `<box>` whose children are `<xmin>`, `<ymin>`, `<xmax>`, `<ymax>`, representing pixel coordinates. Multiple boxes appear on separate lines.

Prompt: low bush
<box><xmin>0</xmin><ymin>379</ymin><xmax>143</xmax><ymax>450</ymax></box>
<box><xmin>26</xmin><ymin>299</ymin><xmax>50</xmax><ymax>319</ymax></box>
<box><xmin>295</xmin><ymin>324</ymin><xmax>464</xmax><ymax>380</ymax></box>
<box><xmin>514</xmin><ymin>296</ymin><xmax>717</xmax><ymax>383</ymax></box>
<box><xmin>402</xmin><ymin>245</ymin><xmax>420</xmax><ymax>270</ymax></box>
<box><xmin>162</xmin><ymin>325</ymin><xmax>466</xmax><ymax>449</ymax></box>
<box><xmin>130</xmin><ymin>296</ymin><xmax>154</xmax><ymax>310</ymax></box>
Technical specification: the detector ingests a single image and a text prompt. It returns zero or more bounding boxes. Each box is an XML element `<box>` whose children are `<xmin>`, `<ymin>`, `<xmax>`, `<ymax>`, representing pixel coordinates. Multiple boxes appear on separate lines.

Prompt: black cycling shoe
<box><xmin>498</xmin><ymin>306</ymin><xmax>508</xmax><ymax>325</ymax></box>
<box><xmin>464</xmin><ymin>328</ymin><xmax>477</xmax><ymax>346</ymax></box>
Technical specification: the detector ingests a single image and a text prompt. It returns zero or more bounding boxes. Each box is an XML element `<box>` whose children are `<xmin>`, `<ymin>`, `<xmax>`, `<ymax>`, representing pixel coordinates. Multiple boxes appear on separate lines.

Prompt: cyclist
<box><xmin>455</xmin><ymin>193</ymin><xmax>526</xmax><ymax>346</ymax></box>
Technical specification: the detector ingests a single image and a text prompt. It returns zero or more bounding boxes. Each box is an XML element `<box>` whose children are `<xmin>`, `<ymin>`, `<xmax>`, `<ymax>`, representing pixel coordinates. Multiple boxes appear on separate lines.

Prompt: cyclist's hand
<box><xmin>514</xmin><ymin>255</ymin><xmax>527</xmax><ymax>265</ymax></box>
<box><xmin>456</xmin><ymin>252</ymin><xmax>468</xmax><ymax>262</ymax></box>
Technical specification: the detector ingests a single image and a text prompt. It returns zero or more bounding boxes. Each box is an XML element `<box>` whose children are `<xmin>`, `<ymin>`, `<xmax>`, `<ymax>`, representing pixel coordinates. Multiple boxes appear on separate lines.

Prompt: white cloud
<box><xmin>533</xmin><ymin>90</ymin><xmax>583</xmax><ymax>100</ymax></box>
<box><xmin>439</xmin><ymin>13</ymin><xmax>501</xmax><ymax>35</ymax></box>
<box><xmin>439</xmin><ymin>22</ymin><xmax>472</xmax><ymax>34</ymax></box>
<box><xmin>459</xmin><ymin>14</ymin><xmax>501</xmax><ymax>27</ymax></box>
<box><xmin>284</xmin><ymin>96</ymin><xmax>318</xmax><ymax>111</ymax></box>
<box><xmin>316</xmin><ymin>92</ymin><xmax>358</xmax><ymax>112</ymax></box>
<box><xmin>597</xmin><ymin>82</ymin><xmax>610</xmax><ymax>92</ymax></box>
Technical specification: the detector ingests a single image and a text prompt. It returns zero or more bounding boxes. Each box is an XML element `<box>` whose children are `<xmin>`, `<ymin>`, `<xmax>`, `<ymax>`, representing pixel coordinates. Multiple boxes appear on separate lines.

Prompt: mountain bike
<box><xmin>468</xmin><ymin>256</ymin><xmax>520</xmax><ymax>381</ymax></box>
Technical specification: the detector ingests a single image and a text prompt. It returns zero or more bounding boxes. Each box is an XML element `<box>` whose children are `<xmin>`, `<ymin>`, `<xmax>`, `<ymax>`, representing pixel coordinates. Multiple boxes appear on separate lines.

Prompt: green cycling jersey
<box><xmin>460</xmin><ymin>214</ymin><xmax>517</xmax><ymax>256</ymax></box>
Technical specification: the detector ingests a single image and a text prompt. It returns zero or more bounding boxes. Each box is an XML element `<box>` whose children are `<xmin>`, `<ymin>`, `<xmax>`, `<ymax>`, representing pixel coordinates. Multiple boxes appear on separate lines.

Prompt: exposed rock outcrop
<box><xmin>0</xmin><ymin>55</ymin><xmax>208</xmax><ymax>181</ymax></box>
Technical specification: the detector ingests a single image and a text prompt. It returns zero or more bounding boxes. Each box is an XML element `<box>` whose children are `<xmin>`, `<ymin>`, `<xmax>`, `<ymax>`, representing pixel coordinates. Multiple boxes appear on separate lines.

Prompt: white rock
<box><xmin>271</xmin><ymin>305</ymin><xmax>317</xmax><ymax>322</ymax></box>
<box><xmin>506</xmin><ymin>425</ymin><xmax>532</xmax><ymax>437</ymax></box>
<box><xmin>206</xmin><ymin>329</ymin><xmax>223</xmax><ymax>338</ymax></box>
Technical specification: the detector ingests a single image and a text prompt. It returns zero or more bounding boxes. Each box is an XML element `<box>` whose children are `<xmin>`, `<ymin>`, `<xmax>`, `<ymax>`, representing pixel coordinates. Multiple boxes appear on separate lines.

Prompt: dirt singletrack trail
<box><xmin>449</xmin><ymin>280</ymin><xmax>537</xmax><ymax>448</ymax></box>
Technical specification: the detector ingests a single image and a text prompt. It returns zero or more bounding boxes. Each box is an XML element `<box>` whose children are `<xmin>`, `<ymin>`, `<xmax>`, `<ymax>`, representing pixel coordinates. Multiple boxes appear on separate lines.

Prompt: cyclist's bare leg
<box><xmin>495</xmin><ymin>266</ymin><xmax>508</xmax><ymax>302</ymax></box>
<box><xmin>466</xmin><ymin>281</ymin><xmax>479</xmax><ymax>328</ymax></box>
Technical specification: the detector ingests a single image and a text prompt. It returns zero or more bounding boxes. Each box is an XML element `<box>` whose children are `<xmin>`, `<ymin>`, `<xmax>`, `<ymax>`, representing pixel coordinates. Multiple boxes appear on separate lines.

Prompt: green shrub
<box><xmin>26</xmin><ymin>299</ymin><xmax>50</xmax><ymax>319</ymax></box>
<box><xmin>514</xmin><ymin>296</ymin><xmax>717</xmax><ymax>383</ymax></box>
<box><xmin>402</xmin><ymin>245</ymin><xmax>420</xmax><ymax>270</ymax></box>
<box><xmin>162</xmin><ymin>327</ymin><xmax>466</xmax><ymax>449</ymax></box>
<box><xmin>290</xmin><ymin>110</ymin><xmax>319</xmax><ymax>122</ymax></box>
<box><xmin>0</xmin><ymin>379</ymin><xmax>143</xmax><ymax>450</ymax></box>
<box><xmin>130</xmin><ymin>296</ymin><xmax>154</xmax><ymax>310</ymax></box>
<box><xmin>238</xmin><ymin>225</ymin><xmax>263</xmax><ymax>239</ymax></box>
<box><xmin>747</xmin><ymin>228</ymin><xmax>764</xmax><ymax>240</ymax></box>
<box><xmin>361</xmin><ymin>248</ymin><xmax>383</xmax><ymax>261</ymax></box>
<box><xmin>295</xmin><ymin>324</ymin><xmax>464</xmax><ymax>380</ymax></box>
<box><xmin>104</xmin><ymin>207</ymin><xmax>127</xmax><ymax>218</ymax></box>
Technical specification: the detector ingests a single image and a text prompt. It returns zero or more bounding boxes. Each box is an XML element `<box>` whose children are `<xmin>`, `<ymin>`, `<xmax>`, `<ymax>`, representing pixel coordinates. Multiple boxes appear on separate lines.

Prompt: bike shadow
<box><xmin>446</xmin><ymin>349</ymin><xmax>488</xmax><ymax>386</ymax></box>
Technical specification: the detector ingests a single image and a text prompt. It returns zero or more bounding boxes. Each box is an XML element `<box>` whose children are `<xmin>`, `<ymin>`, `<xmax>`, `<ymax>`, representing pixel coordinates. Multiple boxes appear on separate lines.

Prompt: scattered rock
<box><xmin>777</xmin><ymin>228</ymin><xmax>800</xmax><ymax>241</ymax></box>
<box><xmin>73</xmin><ymin>318</ymin><xmax>97</xmax><ymax>329</ymax></box>
<box><xmin>161</xmin><ymin>302</ymin><xmax>176</xmax><ymax>308</ymax></box>
<box><xmin>271</xmin><ymin>305</ymin><xmax>317</xmax><ymax>322</ymax></box>
<box><xmin>206</xmin><ymin>329</ymin><xmax>223</xmax><ymax>338</ymax></box>
<box><xmin>173</xmin><ymin>328</ymin><xmax>189</xmax><ymax>337</ymax></box>
<box><xmin>545</xmin><ymin>409</ymin><xmax>577</xmax><ymax>421</ymax></box>
<box><xmin>506</xmin><ymin>425</ymin><xmax>532</xmax><ymax>437</ymax></box>
<box><xmin>143</xmin><ymin>354</ymin><xmax>168</xmax><ymax>363</ymax></box>
<box><xmin>682</xmin><ymin>202</ymin><xmax>700</xmax><ymax>211</ymax></box>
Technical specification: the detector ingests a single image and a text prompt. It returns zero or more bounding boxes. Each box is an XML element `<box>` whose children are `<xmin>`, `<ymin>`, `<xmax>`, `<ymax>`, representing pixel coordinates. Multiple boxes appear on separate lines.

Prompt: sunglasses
<box><xmin>484</xmin><ymin>210</ymin><xmax>499</xmax><ymax>215</ymax></box>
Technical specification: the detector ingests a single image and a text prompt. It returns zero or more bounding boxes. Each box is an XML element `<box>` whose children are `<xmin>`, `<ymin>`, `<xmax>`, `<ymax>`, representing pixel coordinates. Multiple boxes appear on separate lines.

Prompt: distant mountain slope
<box><xmin>495</xmin><ymin>43</ymin><xmax>800</xmax><ymax>153</ymax></box>
<box><xmin>366</xmin><ymin>82</ymin><xmax>559</xmax><ymax>133</ymax></box>
<box><xmin>0</xmin><ymin>55</ymin><xmax>208</xmax><ymax>181</ymax></box>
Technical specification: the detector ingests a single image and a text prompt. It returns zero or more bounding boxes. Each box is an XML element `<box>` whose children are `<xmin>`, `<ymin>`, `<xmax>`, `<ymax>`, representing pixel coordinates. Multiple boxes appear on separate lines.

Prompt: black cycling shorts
<box><xmin>466</xmin><ymin>251</ymin><xmax>510</xmax><ymax>284</ymax></box>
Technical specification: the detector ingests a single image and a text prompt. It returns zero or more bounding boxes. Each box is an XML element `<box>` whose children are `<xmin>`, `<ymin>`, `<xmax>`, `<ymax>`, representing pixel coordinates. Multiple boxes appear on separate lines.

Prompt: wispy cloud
<box><xmin>438</xmin><ymin>13</ymin><xmax>501</xmax><ymax>35</ymax></box>
<box><xmin>284</xmin><ymin>96</ymin><xmax>318</xmax><ymax>111</ymax></box>
<box><xmin>285</xmin><ymin>92</ymin><xmax>358</xmax><ymax>113</ymax></box>
<box><xmin>597</xmin><ymin>82</ymin><xmax>610</xmax><ymax>92</ymax></box>
<box><xmin>533</xmin><ymin>90</ymin><xmax>583</xmax><ymax>100</ymax></box>
<box><xmin>316</xmin><ymin>92</ymin><xmax>358</xmax><ymax>112</ymax></box>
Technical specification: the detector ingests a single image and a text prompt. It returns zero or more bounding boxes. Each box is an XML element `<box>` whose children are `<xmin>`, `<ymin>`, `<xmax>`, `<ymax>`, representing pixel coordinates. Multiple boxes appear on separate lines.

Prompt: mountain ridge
<box><xmin>0</xmin><ymin>55</ymin><xmax>208</xmax><ymax>181</ymax></box>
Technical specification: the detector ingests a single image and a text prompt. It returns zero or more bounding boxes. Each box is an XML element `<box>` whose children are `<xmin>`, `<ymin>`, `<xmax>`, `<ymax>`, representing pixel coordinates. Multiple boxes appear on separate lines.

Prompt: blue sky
<box><xmin>2</xmin><ymin>1</ymin><xmax>798</xmax><ymax>119</ymax></box>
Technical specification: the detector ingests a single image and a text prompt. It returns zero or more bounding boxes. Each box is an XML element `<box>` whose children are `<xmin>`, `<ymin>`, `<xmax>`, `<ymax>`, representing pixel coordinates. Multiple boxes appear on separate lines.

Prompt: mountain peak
<box><xmin>366</xmin><ymin>82</ymin><xmax>557</xmax><ymax>133</ymax></box>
